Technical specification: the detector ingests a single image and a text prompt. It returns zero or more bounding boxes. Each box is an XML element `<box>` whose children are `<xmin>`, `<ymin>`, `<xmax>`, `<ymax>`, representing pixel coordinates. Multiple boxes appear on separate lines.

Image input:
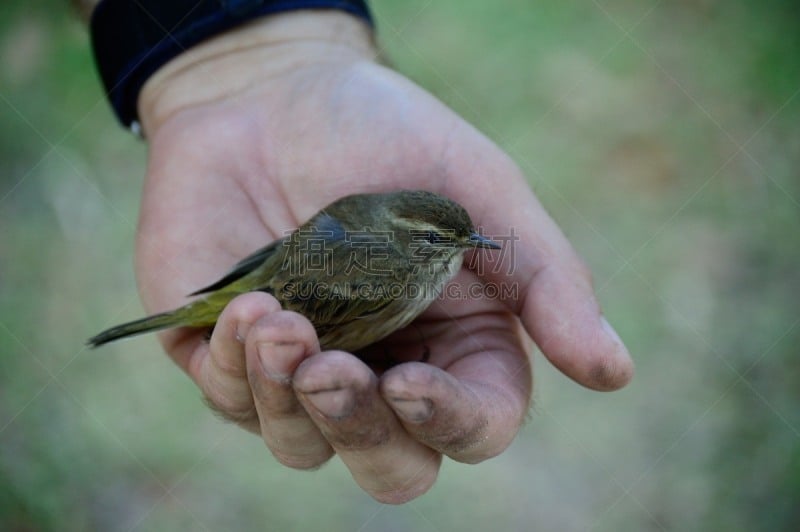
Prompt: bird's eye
<box><xmin>425</xmin><ymin>231</ymin><xmax>456</xmax><ymax>246</ymax></box>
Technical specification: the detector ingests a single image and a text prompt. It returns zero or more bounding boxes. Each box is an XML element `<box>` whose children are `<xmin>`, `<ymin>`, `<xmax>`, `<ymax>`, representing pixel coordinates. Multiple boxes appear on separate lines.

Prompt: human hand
<box><xmin>133</xmin><ymin>11</ymin><xmax>633</xmax><ymax>503</ymax></box>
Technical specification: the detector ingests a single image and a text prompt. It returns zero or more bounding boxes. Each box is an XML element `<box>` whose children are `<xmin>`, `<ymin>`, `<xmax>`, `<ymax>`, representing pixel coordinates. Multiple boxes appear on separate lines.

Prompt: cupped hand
<box><xmin>133</xmin><ymin>11</ymin><xmax>632</xmax><ymax>503</ymax></box>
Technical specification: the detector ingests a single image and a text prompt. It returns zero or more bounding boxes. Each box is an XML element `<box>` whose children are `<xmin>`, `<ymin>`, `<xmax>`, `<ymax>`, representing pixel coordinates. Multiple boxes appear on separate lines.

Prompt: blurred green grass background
<box><xmin>1</xmin><ymin>0</ymin><xmax>799</xmax><ymax>530</ymax></box>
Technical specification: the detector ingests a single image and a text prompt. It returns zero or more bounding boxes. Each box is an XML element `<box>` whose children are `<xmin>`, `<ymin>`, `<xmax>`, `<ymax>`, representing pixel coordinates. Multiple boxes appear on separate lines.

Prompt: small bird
<box><xmin>88</xmin><ymin>190</ymin><xmax>500</xmax><ymax>351</ymax></box>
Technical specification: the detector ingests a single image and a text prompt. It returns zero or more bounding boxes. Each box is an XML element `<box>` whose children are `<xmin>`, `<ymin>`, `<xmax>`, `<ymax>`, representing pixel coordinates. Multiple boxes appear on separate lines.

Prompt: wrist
<box><xmin>138</xmin><ymin>10</ymin><xmax>377</xmax><ymax>137</ymax></box>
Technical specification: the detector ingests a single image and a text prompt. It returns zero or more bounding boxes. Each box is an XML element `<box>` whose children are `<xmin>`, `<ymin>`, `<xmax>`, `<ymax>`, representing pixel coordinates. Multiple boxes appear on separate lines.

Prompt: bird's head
<box><xmin>383</xmin><ymin>190</ymin><xmax>501</xmax><ymax>252</ymax></box>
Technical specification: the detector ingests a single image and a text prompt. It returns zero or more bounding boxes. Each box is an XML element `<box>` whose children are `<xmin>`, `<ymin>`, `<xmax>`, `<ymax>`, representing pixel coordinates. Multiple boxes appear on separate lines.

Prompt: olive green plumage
<box><xmin>88</xmin><ymin>190</ymin><xmax>500</xmax><ymax>351</ymax></box>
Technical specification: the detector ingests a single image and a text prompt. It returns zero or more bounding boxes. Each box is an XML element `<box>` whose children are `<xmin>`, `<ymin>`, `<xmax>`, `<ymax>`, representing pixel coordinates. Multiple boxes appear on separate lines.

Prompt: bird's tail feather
<box><xmin>87</xmin><ymin>311</ymin><xmax>181</xmax><ymax>348</ymax></box>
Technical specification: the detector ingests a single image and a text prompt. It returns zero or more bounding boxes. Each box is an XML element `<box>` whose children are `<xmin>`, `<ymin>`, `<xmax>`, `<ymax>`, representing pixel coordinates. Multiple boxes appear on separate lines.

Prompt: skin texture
<box><xmin>131</xmin><ymin>11</ymin><xmax>633</xmax><ymax>504</ymax></box>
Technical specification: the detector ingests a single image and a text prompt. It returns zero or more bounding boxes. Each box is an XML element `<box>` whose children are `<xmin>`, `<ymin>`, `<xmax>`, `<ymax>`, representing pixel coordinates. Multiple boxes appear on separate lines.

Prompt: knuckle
<box><xmin>246</xmin><ymin>364</ymin><xmax>307</xmax><ymax>417</ymax></box>
<box><xmin>369</xmin><ymin>469</ymin><xmax>439</xmax><ymax>505</ymax></box>
<box><xmin>202</xmin><ymin>367</ymin><xmax>252</xmax><ymax>413</ymax></box>
<box><xmin>570</xmin><ymin>253</ymin><xmax>594</xmax><ymax>287</ymax></box>
<box><xmin>262</xmin><ymin>419</ymin><xmax>334</xmax><ymax>468</ymax></box>
<box><xmin>427</xmin><ymin>414</ymin><xmax>490</xmax><ymax>457</ymax></box>
<box><xmin>202</xmin><ymin>393</ymin><xmax>258</xmax><ymax>426</ymax></box>
<box><xmin>210</xmin><ymin>349</ymin><xmax>247</xmax><ymax>378</ymax></box>
<box><xmin>253</xmin><ymin>311</ymin><xmax>314</xmax><ymax>342</ymax></box>
<box><xmin>421</xmin><ymin>383</ymin><xmax>524</xmax><ymax>463</ymax></box>
<box><xmin>454</xmin><ymin>436</ymin><xmax>512</xmax><ymax>464</ymax></box>
<box><xmin>271</xmin><ymin>449</ymin><xmax>333</xmax><ymax>471</ymax></box>
<box><xmin>326</xmin><ymin>423</ymin><xmax>392</xmax><ymax>451</ymax></box>
<box><xmin>230</xmin><ymin>292</ymin><xmax>281</xmax><ymax>319</ymax></box>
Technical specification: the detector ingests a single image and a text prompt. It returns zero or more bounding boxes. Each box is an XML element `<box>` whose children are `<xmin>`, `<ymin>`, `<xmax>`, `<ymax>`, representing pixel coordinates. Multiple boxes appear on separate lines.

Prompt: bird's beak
<box><xmin>469</xmin><ymin>232</ymin><xmax>501</xmax><ymax>249</ymax></box>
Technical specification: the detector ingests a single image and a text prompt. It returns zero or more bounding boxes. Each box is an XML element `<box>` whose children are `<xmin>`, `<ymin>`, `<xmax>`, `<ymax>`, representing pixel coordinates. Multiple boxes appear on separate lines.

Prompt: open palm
<box><xmin>134</xmin><ymin>14</ymin><xmax>632</xmax><ymax>503</ymax></box>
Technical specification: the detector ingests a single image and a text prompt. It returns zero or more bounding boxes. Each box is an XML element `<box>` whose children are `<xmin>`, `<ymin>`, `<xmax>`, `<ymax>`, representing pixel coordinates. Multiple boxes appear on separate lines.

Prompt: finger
<box><xmin>447</xmin><ymin>154</ymin><xmax>634</xmax><ymax>391</ymax></box>
<box><xmin>194</xmin><ymin>292</ymin><xmax>282</xmax><ymax>432</ymax></box>
<box><xmin>522</xmin><ymin>254</ymin><xmax>633</xmax><ymax>391</ymax></box>
<box><xmin>293</xmin><ymin>351</ymin><xmax>441</xmax><ymax>504</ymax></box>
<box><xmin>245</xmin><ymin>310</ymin><xmax>334</xmax><ymax>469</ymax></box>
<box><xmin>381</xmin><ymin>346</ymin><xmax>531</xmax><ymax>464</ymax></box>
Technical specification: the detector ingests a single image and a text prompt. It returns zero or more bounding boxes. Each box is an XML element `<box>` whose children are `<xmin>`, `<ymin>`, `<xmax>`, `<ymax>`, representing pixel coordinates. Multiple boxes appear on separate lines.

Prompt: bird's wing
<box><xmin>277</xmin><ymin>278</ymin><xmax>398</xmax><ymax>335</ymax></box>
<box><xmin>188</xmin><ymin>238</ymin><xmax>286</xmax><ymax>296</ymax></box>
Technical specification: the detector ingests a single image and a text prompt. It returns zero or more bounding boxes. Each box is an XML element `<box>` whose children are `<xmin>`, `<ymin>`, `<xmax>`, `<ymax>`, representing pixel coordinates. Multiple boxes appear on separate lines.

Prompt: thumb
<box><xmin>452</xmin><ymin>155</ymin><xmax>634</xmax><ymax>391</ymax></box>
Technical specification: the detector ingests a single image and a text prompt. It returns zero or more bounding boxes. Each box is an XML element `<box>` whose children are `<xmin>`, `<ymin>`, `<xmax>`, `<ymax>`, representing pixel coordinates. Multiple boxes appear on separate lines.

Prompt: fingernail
<box><xmin>257</xmin><ymin>341</ymin><xmax>305</xmax><ymax>384</ymax></box>
<box><xmin>389</xmin><ymin>397</ymin><xmax>432</xmax><ymax>424</ymax></box>
<box><xmin>600</xmin><ymin>316</ymin><xmax>623</xmax><ymax>347</ymax></box>
<box><xmin>302</xmin><ymin>388</ymin><xmax>355</xmax><ymax>419</ymax></box>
